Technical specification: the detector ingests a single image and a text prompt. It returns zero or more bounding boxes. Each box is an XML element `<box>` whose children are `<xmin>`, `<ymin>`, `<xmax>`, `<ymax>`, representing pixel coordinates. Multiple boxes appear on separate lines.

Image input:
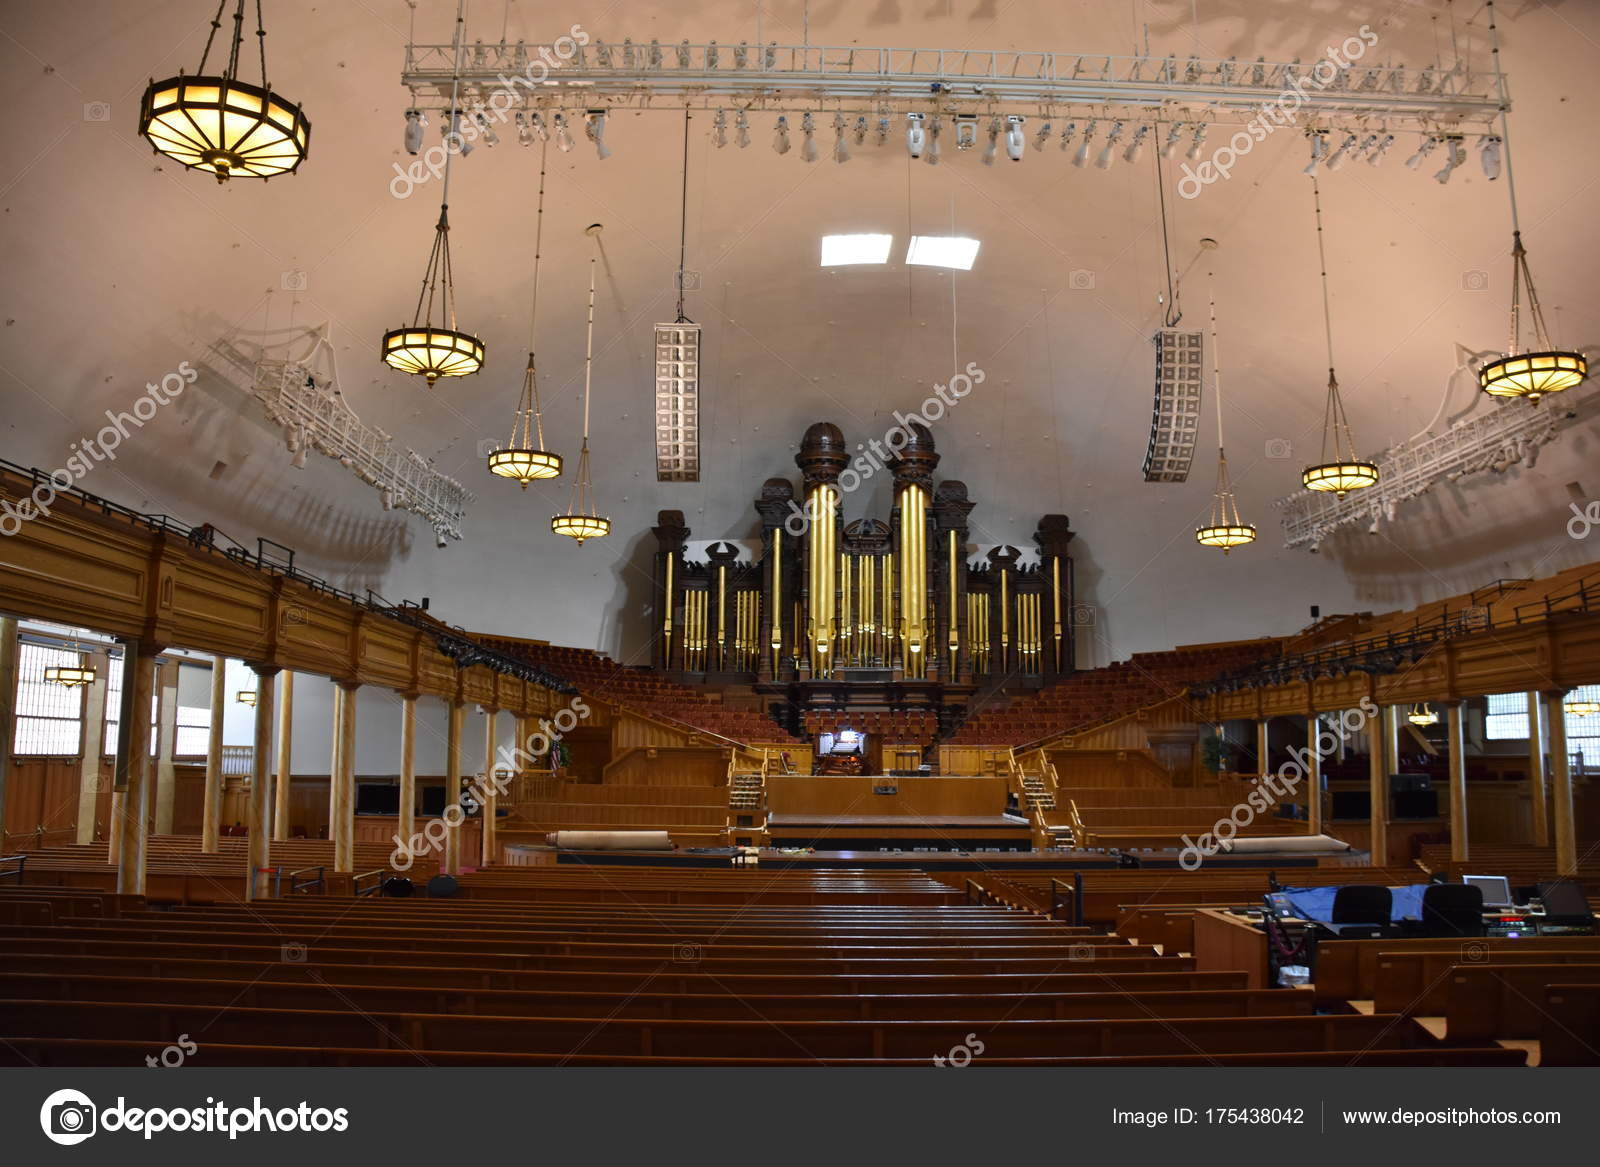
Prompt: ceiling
<box><xmin>1</xmin><ymin>0</ymin><xmax>1597</xmax><ymax>670</ymax></box>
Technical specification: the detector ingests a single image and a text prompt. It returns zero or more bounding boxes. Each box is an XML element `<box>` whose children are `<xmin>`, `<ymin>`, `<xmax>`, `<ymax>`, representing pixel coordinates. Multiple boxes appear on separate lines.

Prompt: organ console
<box><xmin>650</xmin><ymin>422</ymin><xmax>1078</xmax><ymax>722</ymax></box>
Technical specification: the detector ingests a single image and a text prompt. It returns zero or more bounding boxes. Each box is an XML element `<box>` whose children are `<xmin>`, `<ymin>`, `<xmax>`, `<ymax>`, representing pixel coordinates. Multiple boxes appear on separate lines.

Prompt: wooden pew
<box><xmin>1374</xmin><ymin>947</ymin><xmax>1600</xmax><ymax>1014</ymax></box>
<box><xmin>1539</xmin><ymin>985</ymin><xmax>1600</xmax><ymax>1066</ymax></box>
<box><xmin>1444</xmin><ymin>963</ymin><xmax>1600</xmax><ymax>1041</ymax></box>
<box><xmin>1314</xmin><ymin>936</ymin><xmax>1600</xmax><ymax>1005</ymax></box>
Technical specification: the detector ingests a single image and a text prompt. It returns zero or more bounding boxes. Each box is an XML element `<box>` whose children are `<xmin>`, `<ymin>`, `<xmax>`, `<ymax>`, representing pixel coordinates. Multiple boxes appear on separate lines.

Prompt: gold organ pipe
<box><xmin>999</xmin><ymin>564</ymin><xmax>1010</xmax><ymax>678</ymax></box>
<box><xmin>717</xmin><ymin>564</ymin><xmax>727</xmax><ymax>670</ymax></box>
<box><xmin>662</xmin><ymin>552</ymin><xmax>674</xmax><ymax>667</ymax></box>
<box><xmin>1052</xmin><ymin>556</ymin><xmax>1063</xmax><ymax>673</ymax></box>
<box><xmin>770</xmin><ymin>528</ymin><xmax>782</xmax><ymax>653</ymax></box>
<box><xmin>840</xmin><ymin>549</ymin><xmax>852</xmax><ymax>664</ymax></box>
<box><xmin>948</xmin><ymin>529</ymin><xmax>959</xmax><ymax>658</ymax></box>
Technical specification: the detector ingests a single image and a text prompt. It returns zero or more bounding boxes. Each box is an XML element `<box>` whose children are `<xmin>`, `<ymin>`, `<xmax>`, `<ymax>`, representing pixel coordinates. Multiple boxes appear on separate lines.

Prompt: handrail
<box><xmin>281</xmin><ymin>865</ymin><xmax>325</xmax><ymax>896</ymax></box>
<box><xmin>352</xmin><ymin>869</ymin><xmax>386</xmax><ymax>897</ymax></box>
<box><xmin>0</xmin><ymin>854</ymin><xmax>26</xmax><ymax>883</ymax></box>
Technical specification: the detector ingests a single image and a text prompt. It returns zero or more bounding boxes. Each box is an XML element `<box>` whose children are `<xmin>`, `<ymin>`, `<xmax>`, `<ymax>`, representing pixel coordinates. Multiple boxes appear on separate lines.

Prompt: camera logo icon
<box><xmin>1264</xmin><ymin>437</ymin><xmax>1293</xmax><ymax>460</ymax></box>
<box><xmin>281</xmin><ymin>942</ymin><xmax>308</xmax><ymax>963</ymax></box>
<box><xmin>674</xmin><ymin>941</ymin><xmax>703</xmax><ymax>963</ymax></box>
<box><xmin>1069</xmin><ymin>269</ymin><xmax>1096</xmax><ymax>290</ymax></box>
<box><xmin>1462</xmin><ymin>270</ymin><xmax>1489</xmax><ymax>292</ymax></box>
<box><xmin>1068</xmin><ymin>603</ymin><xmax>1096</xmax><ymax>627</ymax></box>
<box><xmin>281</xmin><ymin>270</ymin><xmax>308</xmax><ymax>292</ymax></box>
<box><xmin>40</xmin><ymin>1088</ymin><xmax>97</xmax><ymax>1145</ymax></box>
<box><xmin>678</xmin><ymin>269</ymin><xmax>702</xmax><ymax>292</ymax></box>
<box><xmin>476</xmin><ymin>438</ymin><xmax>499</xmax><ymax>459</ymax></box>
<box><xmin>83</xmin><ymin>102</ymin><xmax>111</xmax><ymax>122</ymax></box>
<box><xmin>1068</xmin><ymin>942</ymin><xmax>1095</xmax><ymax>962</ymax></box>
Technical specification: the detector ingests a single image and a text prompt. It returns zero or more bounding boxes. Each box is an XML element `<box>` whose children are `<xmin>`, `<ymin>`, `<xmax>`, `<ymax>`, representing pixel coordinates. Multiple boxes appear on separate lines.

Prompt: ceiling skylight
<box><xmin>820</xmin><ymin>233</ymin><xmax>894</xmax><ymax>266</ymax></box>
<box><xmin>905</xmin><ymin>235</ymin><xmax>981</xmax><ymax>270</ymax></box>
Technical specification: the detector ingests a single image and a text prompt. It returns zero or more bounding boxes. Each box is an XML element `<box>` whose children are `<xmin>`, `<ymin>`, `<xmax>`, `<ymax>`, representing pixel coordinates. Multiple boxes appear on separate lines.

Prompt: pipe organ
<box><xmin>652</xmin><ymin>422</ymin><xmax>1076</xmax><ymax>698</ymax></box>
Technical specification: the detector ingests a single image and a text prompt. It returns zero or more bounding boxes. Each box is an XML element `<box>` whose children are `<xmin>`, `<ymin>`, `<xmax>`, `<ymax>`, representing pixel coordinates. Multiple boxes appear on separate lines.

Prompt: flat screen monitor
<box><xmin>818</xmin><ymin>730</ymin><xmax>866</xmax><ymax>756</ymax></box>
<box><xmin>1462</xmin><ymin>874</ymin><xmax>1513</xmax><ymax>908</ymax></box>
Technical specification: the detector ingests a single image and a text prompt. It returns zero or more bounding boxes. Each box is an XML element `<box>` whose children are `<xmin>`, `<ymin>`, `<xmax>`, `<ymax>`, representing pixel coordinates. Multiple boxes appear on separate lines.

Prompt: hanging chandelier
<box><xmin>1476</xmin><ymin>2</ymin><xmax>1587</xmax><ymax>403</ymax></box>
<box><xmin>1407</xmin><ymin>702</ymin><xmax>1439</xmax><ymax>727</ymax></box>
<box><xmin>487</xmin><ymin>142</ymin><xmax>562</xmax><ymax>487</ymax></box>
<box><xmin>1301</xmin><ymin>181</ymin><xmax>1379</xmax><ymax>496</ymax></box>
<box><xmin>382</xmin><ymin>0</ymin><xmax>484</xmax><ymax>385</ymax></box>
<box><xmin>44</xmin><ymin>664</ymin><xmax>96</xmax><ymax>688</ymax></box>
<box><xmin>236</xmin><ymin>690</ymin><xmax>258</xmax><ymax>706</ymax></box>
<box><xmin>654</xmin><ymin>110</ymin><xmax>702</xmax><ymax>483</ymax></box>
<box><xmin>1195</xmin><ymin>263</ymin><xmax>1255</xmax><ymax>553</ymax></box>
<box><xmin>1566</xmin><ymin>694</ymin><xmax>1599</xmax><ymax>717</ymax></box>
<box><xmin>138</xmin><ymin>0</ymin><xmax>310</xmax><ymax>183</ymax></box>
<box><xmin>551</xmin><ymin>226</ymin><xmax>612</xmax><ymax>545</ymax></box>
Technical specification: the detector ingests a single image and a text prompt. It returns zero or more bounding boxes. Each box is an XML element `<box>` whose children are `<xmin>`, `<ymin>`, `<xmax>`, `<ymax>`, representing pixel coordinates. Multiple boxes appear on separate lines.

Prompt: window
<box><xmin>174</xmin><ymin>704</ymin><xmax>211</xmax><ymax>757</ymax></box>
<box><xmin>12</xmin><ymin>643</ymin><xmax>84</xmax><ymax>755</ymax></box>
<box><xmin>103</xmin><ymin>654</ymin><xmax>159</xmax><ymax>757</ymax></box>
<box><xmin>1485</xmin><ymin>692</ymin><xmax>1529</xmax><ymax>740</ymax></box>
<box><xmin>1567</xmin><ymin>684</ymin><xmax>1600</xmax><ymax>770</ymax></box>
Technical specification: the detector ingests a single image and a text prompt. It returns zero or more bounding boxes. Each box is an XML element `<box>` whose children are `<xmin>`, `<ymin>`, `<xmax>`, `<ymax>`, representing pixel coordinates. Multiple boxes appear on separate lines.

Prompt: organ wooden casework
<box><xmin>651</xmin><ymin>421</ymin><xmax>1076</xmax><ymax>707</ymax></box>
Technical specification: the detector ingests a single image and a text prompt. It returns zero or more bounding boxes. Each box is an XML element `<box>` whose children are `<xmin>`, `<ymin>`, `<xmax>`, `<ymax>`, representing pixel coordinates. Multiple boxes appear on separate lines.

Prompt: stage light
<box><xmin>712</xmin><ymin>108</ymin><xmax>727</xmax><ymax>147</ymax></box>
<box><xmin>875</xmin><ymin>115</ymin><xmax>889</xmax><ymax>145</ymax></box>
<box><xmin>1005</xmin><ymin>115</ymin><xmax>1025</xmax><ymax>161</ymax></box>
<box><xmin>1122</xmin><ymin>123</ymin><xmax>1149</xmax><ymax>164</ymax></box>
<box><xmin>1404</xmin><ymin>135</ymin><xmax>1437</xmax><ymax>169</ymax></box>
<box><xmin>1161</xmin><ymin>122</ymin><xmax>1184</xmax><ymax>158</ymax></box>
<box><xmin>906</xmin><ymin>114</ymin><xmax>926</xmax><ymax>159</ymax></box>
<box><xmin>1433</xmin><ymin>137</ymin><xmax>1464</xmax><ymax>184</ymax></box>
<box><xmin>1367</xmin><ymin>133</ymin><xmax>1394</xmax><ymax>164</ymax></box>
<box><xmin>1324</xmin><ymin>132</ymin><xmax>1357</xmax><ymax>170</ymax></box>
<box><xmin>444</xmin><ymin>109</ymin><xmax>472</xmax><ymax>156</ymax></box>
<box><xmin>648</xmin><ymin>37</ymin><xmax>662</xmax><ymax>69</ymax></box>
<box><xmin>554</xmin><ymin>112</ymin><xmax>574</xmax><ymax>151</ymax></box>
<box><xmin>405</xmin><ymin>109</ymin><xmax>425</xmax><ymax>154</ymax></box>
<box><xmin>736</xmin><ymin>109</ymin><xmax>750</xmax><ymax>148</ymax></box>
<box><xmin>800</xmin><ymin>112</ymin><xmax>818</xmax><ymax>161</ymax></box>
<box><xmin>956</xmin><ymin>114</ymin><xmax>980</xmax><ymax>151</ymax></box>
<box><xmin>1057</xmin><ymin>121</ymin><xmax>1077</xmax><ymax>152</ymax></box>
<box><xmin>774</xmin><ymin>114</ymin><xmax>791</xmax><ymax>154</ymax></box>
<box><xmin>833</xmin><ymin>113</ymin><xmax>849</xmax><ymax>162</ymax></box>
<box><xmin>530</xmin><ymin>111</ymin><xmax>548</xmax><ymax>141</ymax></box>
<box><xmin>1302</xmin><ymin>130</ymin><xmax>1328</xmax><ymax>175</ymax></box>
<box><xmin>677</xmin><ymin>39</ymin><xmax>691</xmax><ymax>68</ymax></box>
<box><xmin>515</xmin><ymin>111</ymin><xmax>533</xmax><ymax>146</ymax></box>
<box><xmin>1096</xmin><ymin>120</ymin><xmax>1125</xmax><ymax>168</ymax></box>
<box><xmin>1186</xmin><ymin>123</ymin><xmax>1207</xmax><ymax>161</ymax></box>
<box><xmin>1032</xmin><ymin>120</ymin><xmax>1053</xmax><ymax>149</ymax></box>
<box><xmin>1479</xmin><ymin>134</ymin><xmax>1502</xmax><ymax>179</ymax></box>
<box><xmin>981</xmin><ymin>117</ymin><xmax>1000</xmax><ymax>165</ymax></box>
<box><xmin>853</xmin><ymin>115</ymin><xmax>868</xmax><ymax>146</ymax></box>
<box><xmin>473</xmin><ymin>110</ymin><xmax>499</xmax><ymax>147</ymax></box>
<box><xmin>1073</xmin><ymin>119</ymin><xmax>1097</xmax><ymax>167</ymax></box>
<box><xmin>585</xmin><ymin>109</ymin><xmax>610</xmax><ymax>159</ymax></box>
<box><xmin>925</xmin><ymin>115</ymin><xmax>942</xmax><ymax>164</ymax></box>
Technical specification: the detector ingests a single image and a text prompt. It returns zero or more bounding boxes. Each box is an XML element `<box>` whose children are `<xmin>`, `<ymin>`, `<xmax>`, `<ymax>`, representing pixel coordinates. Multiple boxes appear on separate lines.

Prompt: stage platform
<box><xmin>536</xmin><ymin>848</ymin><xmax>1328</xmax><ymax>872</ymax></box>
<box><xmin>763</xmin><ymin>810</ymin><xmax>1032</xmax><ymax>851</ymax></box>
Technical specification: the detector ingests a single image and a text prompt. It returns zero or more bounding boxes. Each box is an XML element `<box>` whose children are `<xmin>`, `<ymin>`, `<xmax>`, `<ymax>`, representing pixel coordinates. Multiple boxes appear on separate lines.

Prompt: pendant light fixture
<box><xmin>654</xmin><ymin>110</ymin><xmax>701</xmax><ymax>482</ymax></box>
<box><xmin>1566</xmin><ymin>692</ymin><xmax>1600</xmax><ymax>717</ymax></box>
<box><xmin>138</xmin><ymin>0</ymin><xmax>311</xmax><ymax>182</ymax></box>
<box><xmin>236</xmin><ymin>689</ymin><xmax>258</xmax><ymax>707</ymax></box>
<box><xmin>381</xmin><ymin>0</ymin><xmax>485</xmax><ymax>385</ymax></box>
<box><xmin>1196</xmin><ymin>263</ymin><xmax>1256</xmax><ymax>553</ymax></box>
<box><xmin>44</xmin><ymin>662</ymin><xmax>96</xmax><ymax>688</ymax></box>
<box><xmin>487</xmin><ymin>140</ymin><xmax>562</xmax><ymax>486</ymax></box>
<box><xmin>1301</xmin><ymin>180</ymin><xmax>1379</xmax><ymax>496</ymax></box>
<box><xmin>551</xmin><ymin>225</ymin><xmax>612</xmax><ymax>545</ymax></box>
<box><xmin>1407</xmin><ymin>702</ymin><xmax>1439</xmax><ymax>727</ymax></box>
<box><xmin>1475</xmin><ymin>1</ymin><xmax>1587</xmax><ymax>402</ymax></box>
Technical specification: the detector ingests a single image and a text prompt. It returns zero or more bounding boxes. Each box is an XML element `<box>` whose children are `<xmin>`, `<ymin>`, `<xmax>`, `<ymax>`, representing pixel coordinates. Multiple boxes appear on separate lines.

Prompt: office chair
<box><xmin>1536</xmin><ymin>880</ymin><xmax>1594</xmax><ymax>926</ymax></box>
<box><xmin>1329</xmin><ymin>884</ymin><xmax>1393</xmax><ymax>938</ymax></box>
<box><xmin>1408</xmin><ymin>883</ymin><xmax>1485</xmax><ymax>937</ymax></box>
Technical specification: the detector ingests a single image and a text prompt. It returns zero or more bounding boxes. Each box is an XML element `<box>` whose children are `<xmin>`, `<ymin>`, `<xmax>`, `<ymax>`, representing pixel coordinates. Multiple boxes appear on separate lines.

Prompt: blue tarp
<box><xmin>1282</xmin><ymin>884</ymin><xmax>1430</xmax><ymax>923</ymax></box>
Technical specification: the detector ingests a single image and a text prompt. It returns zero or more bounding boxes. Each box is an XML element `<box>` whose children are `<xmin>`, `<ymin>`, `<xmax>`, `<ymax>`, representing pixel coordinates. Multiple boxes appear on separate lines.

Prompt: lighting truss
<box><xmin>1275</xmin><ymin>384</ymin><xmax>1594</xmax><ymax>549</ymax></box>
<box><xmin>654</xmin><ymin>320</ymin><xmax>701</xmax><ymax>482</ymax></box>
<box><xmin>223</xmin><ymin>332</ymin><xmax>475</xmax><ymax>542</ymax></box>
<box><xmin>401</xmin><ymin>40</ymin><xmax>1503</xmax><ymax>133</ymax></box>
<box><xmin>1142</xmin><ymin>329</ymin><xmax>1204</xmax><ymax>482</ymax></box>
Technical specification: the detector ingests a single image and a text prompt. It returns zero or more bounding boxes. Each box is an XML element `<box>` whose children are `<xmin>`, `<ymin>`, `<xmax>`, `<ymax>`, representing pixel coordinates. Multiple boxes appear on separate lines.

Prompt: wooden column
<box><xmin>153</xmin><ymin>661</ymin><xmax>178</xmax><ymax>834</ymax></box>
<box><xmin>1526</xmin><ymin>692</ymin><xmax>1549</xmax><ymax>847</ymax></box>
<box><xmin>1545</xmin><ymin>690</ymin><xmax>1576</xmax><ymax>875</ymax></box>
<box><xmin>444</xmin><ymin>700</ymin><xmax>464</xmax><ymax>875</ymax></box>
<box><xmin>0</xmin><ymin>616</ymin><xmax>16</xmax><ymax>849</ymax></box>
<box><xmin>1383</xmin><ymin>704</ymin><xmax>1402</xmax><ymax>776</ymax></box>
<box><xmin>481</xmin><ymin>708</ymin><xmax>498</xmax><ymax>867</ymax></box>
<box><xmin>245</xmin><ymin>665</ymin><xmax>278</xmax><ymax>900</ymax></box>
<box><xmin>398</xmin><ymin>695</ymin><xmax>417</xmax><ymax>849</ymax></box>
<box><xmin>113</xmin><ymin>639</ymin><xmax>161</xmax><ymax>895</ymax></box>
<box><xmin>201</xmin><ymin>655</ymin><xmax>226</xmax><ymax>851</ymax></box>
<box><xmin>272</xmin><ymin>671</ymin><xmax>294</xmax><ymax>841</ymax></box>
<box><xmin>75</xmin><ymin>650</ymin><xmax>108</xmax><ymax>845</ymax></box>
<box><xmin>1305</xmin><ymin>714</ymin><xmax>1323</xmax><ymax>836</ymax></box>
<box><xmin>327</xmin><ymin>684</ymin><xmax>345</xmax><ymax>845</ymax></box>
<box><xmin>331</xmin><ymin>682</ymin><xmax>357</xmax><ymax>873</ymax></box>
<box><xmin>1254</xmin><ymin>719</ymin><xmax>1270</xmax><ymax>776</ymax></box>
<box><xmin>1366</xmin><ymin>709</ymin><xmax>1387</xmax><ymax>868</ymax></box>
<box><xmin>1447</xmin><ymin>699</ymin><xmax>1469</xmax><ymax>865</ymax></box>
